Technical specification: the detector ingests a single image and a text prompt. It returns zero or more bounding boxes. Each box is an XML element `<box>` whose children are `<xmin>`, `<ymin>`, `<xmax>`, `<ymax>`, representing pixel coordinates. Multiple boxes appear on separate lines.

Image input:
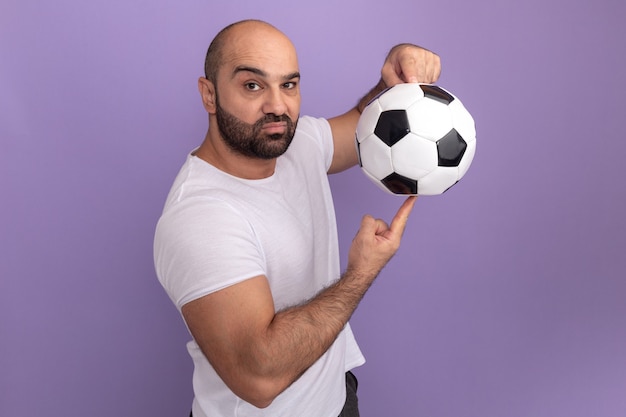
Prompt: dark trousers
<box><xmin>338</xmin><ymin>371</ymin><xmax>360</xmax><ymax>417</ymax></box>
<box><xmin>189</xmin><ymin>371</ymin><xmax>360</xmax><ymax>417</ymax></box>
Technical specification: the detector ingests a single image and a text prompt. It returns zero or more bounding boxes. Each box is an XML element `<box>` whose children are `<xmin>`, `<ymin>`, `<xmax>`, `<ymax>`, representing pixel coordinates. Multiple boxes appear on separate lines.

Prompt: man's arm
<box><xmin>328</xmin><ymin>44</ymin><xmax>441</xmax><ymax>174</ymax></box>
<box><xmin>181</xmin><ymin>196</ymin><xmax>417</xmax><ymax>408</ymax></box>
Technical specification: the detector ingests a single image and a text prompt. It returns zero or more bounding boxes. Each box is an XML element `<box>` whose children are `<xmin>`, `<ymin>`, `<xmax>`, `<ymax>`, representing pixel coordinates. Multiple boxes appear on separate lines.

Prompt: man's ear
<box><xmin>198</xmin><ymin>77</ymin><xmax>217</xmax><ymax>113</ymax></box>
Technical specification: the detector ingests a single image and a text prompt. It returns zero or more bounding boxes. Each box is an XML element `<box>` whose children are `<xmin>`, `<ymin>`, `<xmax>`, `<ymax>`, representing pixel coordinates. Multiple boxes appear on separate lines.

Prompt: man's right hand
<box><xmin>346</xmin><ymin>196</ymin><xmax>417</xmax><ymax>279</ymax></box>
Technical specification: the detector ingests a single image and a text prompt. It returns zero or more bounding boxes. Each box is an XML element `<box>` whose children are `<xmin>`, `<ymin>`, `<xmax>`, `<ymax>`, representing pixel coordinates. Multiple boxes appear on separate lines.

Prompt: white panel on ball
<box><xmin>377</xmin><ymin>83</ymin><xmax>424</xmax><ymax>111</ymax></box>
<box><xmin>449</xmin><ymin>100</ymin><xmax>476</xmax><ymax>143</ymax></box>
<box><xmin>457</xmin><ymin>139</ymin><xmax>476</xmax><ymax>178</ymax></box>
<box><xmin>361</xmin><ymin>168</ymin><xmax>396</xmax><ymax>195</ymax></box>
<box><xmin>391</xmin><ymin>133</ymin><xmax>437</xmax><ymax>180</ymax></box>
<box><xmin>418</xmin><ymin>166</ymin><xmax>459</xmax><ymax>195</ymax></box>
<box><xmin>406</xmin><ymin>99</ymin><xmax>453</xmax><ymax>142</ymax></box>
<box><xmin>359</xmin><ymin>135</ymin><xmax>394</xmax><ymax>180</ymax></box>
<box><xmin>356</xmin><ymin>100</ymin><xmax>382</xmax><ymax>143</ymax></box>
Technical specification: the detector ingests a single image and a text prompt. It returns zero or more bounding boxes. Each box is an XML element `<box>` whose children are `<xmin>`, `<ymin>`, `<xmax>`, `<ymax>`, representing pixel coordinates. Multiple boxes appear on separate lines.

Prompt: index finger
<box><xmin>404</xmin><ymin>52</ymin><xmax>442</xmax><ymax>84</ymax></box>
<box><xmin>397</xmin><ymin>54</ymin><xmax>422</xmax><ymax>84</ymax></box>
<box><xmin>389</xmin><ymin>196</ymin><xmax>417</xmax><ymax>236</ymax></box>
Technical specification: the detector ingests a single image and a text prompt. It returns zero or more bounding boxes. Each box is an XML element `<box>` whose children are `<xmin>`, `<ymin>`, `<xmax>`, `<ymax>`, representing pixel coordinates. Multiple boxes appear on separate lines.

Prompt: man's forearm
<box><xmin>245</xmin><ymin>267</ymin><xmax>377</xmax><ymax>401</ymax></box>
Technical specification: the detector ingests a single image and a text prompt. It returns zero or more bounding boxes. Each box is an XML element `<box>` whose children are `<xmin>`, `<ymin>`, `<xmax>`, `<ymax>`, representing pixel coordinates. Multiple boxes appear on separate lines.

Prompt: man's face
<box><xmin>210</xmin><ymin>24</ymin><xmax>302</xmax><ymax>160</ymax></box>
<box><xmin>215</xmin><ymin>92</ymin><xmax>298</xmax><ymax>159</ymax></box>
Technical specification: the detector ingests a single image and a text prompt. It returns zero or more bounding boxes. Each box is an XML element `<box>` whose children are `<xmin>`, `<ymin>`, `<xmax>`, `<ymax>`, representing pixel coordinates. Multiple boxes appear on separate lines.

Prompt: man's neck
<box><xmin>194</xmin><ymin>131</ymin><xmax>277</xmax><ymax>180</ymax></box>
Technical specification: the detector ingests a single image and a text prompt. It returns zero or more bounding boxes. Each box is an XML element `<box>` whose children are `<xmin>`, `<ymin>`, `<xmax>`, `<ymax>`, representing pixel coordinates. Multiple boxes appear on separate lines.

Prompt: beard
<box><xmin>215</xmin><ymin>97</ymin><xmax>298</xmax><ymax>160</ymax></box>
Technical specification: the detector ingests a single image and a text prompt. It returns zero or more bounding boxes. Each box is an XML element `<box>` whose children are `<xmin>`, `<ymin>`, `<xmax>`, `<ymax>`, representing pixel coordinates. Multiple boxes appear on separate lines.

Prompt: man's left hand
<box><xmin>382</xmin><ymin>43</ymin><xmax>441</xmax><ymax>86</ymax></box>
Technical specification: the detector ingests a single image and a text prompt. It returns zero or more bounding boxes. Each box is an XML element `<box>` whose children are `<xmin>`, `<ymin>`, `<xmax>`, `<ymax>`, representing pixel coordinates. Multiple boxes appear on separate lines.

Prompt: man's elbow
<box><xmin>231</xmin><ymin>375</ymin><xmax>289</xmax><ymax>409</ymax></box>
<box><xmin>246</xmin><ymin>396</ymin><xmax>274</xmax><ymax>409</ymax></box>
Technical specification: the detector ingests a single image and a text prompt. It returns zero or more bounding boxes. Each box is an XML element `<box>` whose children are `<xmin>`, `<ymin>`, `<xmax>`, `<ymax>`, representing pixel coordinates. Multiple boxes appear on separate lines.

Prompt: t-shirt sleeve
<box><xmin>154</xmin><ymin>197</ymin><xmax>266</xmax><ymax>310</ymax></box>
<box><xmin>296</xmin><ymin>116</ymin><xmax>335</xmax><ymax>172</ymax></box>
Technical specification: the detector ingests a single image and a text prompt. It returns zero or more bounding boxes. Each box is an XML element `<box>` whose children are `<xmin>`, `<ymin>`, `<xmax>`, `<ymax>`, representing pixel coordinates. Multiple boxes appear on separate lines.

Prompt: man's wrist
<box><xmin>356</xmin><ymin>78</ymin><xmax>387</xmax><ymax>114</ymax></box>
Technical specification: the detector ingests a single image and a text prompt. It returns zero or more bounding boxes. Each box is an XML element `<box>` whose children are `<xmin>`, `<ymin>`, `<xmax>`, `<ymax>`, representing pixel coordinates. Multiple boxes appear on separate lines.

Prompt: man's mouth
<box><xmin>262</xmin><ymin>122</ymin><xmax>287</xmax><ymax>134</ymax></box>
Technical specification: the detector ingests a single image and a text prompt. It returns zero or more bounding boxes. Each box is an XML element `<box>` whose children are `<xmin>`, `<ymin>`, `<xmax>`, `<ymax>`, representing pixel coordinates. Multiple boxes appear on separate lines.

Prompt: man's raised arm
<box><xmin>327</xmin><ymin>44</ymin><xmax>441</xmax><ymax>174</ymax></box>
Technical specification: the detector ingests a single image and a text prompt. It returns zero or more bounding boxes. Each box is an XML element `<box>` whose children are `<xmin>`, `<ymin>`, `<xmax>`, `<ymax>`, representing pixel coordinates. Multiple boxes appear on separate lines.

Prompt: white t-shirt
<box><xmin>154</xmin><ymin>116</ymin><xmax>365</xmax><ymax>417</ymax></box>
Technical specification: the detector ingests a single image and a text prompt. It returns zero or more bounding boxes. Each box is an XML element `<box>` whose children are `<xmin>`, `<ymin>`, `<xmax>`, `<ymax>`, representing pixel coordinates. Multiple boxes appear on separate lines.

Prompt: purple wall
<box><xmin>2</xmin><ymin>1</ymin><xmax>625</xmax><ymax>416</ymax></box>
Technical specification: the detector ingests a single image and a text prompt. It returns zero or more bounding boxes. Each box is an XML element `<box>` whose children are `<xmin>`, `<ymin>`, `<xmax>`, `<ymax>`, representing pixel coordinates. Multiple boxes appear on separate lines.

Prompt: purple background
<box><xmin>2</xmin><ymin>0</ymin><xmax>625</xmax><ymax>416</ymax></box>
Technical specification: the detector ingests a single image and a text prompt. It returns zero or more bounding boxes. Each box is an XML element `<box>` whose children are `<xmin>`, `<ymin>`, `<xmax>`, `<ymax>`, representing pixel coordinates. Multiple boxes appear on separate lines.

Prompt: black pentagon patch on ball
<box><xmin>437</xmin><ymin>129</ymin><xmax>467</xmax><ymax>167</ymax></box>
<box><xmin>382</xmin><ymin>172</ymin><xmax>418</xmax><ymax>194</ymax></box>
<box><xmin>374</xmin><ymin>110</ymin><xmax>411</xmax><ymax>146</ymax></box>
<box><xmin>420</xmin><ymin>85</ymin><xmax>455</xmax><ymax>105</ymax></box>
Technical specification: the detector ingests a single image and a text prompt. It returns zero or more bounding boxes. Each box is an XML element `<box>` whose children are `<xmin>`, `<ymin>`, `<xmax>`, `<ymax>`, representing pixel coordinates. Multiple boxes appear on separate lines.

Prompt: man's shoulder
<box><xmin>295</xmin><ymin>115</ymin><xmax>330</xmax><ymax>135</ymax></box>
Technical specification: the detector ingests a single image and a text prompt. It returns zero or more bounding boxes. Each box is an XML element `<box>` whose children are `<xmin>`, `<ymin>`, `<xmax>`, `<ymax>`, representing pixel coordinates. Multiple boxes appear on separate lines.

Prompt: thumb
<box><xmin>358</xmin><ymin>214</ymin><xmax>378</xmax><ymax>235</ymax></box>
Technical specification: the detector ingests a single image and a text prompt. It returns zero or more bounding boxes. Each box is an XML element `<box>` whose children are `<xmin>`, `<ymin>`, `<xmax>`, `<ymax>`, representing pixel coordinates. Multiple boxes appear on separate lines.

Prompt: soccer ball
<box><xmin>355</xmin><ymin>83</ymin><xmax>476</xmax><ymax>196</ymax></box>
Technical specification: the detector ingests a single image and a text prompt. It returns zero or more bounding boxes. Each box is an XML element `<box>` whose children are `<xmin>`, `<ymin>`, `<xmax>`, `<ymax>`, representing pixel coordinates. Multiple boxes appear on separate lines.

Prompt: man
<box><xmin>154</xmin><ymin>19</ymin><xmax>440</xmax><ymax>417</ymax></box>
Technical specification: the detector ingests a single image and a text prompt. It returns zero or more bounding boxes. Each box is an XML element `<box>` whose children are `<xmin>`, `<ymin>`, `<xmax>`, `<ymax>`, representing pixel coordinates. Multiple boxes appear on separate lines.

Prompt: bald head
<box><xmin>204</xmin><ymin>20</ymin><xmax>296</xmax><ymax>84</ymax></box>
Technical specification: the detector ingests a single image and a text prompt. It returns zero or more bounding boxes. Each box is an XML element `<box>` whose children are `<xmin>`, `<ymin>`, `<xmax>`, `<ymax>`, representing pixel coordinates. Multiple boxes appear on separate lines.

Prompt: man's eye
<box><xmin>245</xmin><ymin>83</ymin><xmax>261</xmax><ymax>91</ymax></box>
<box><xmin>283</xmin><ymin>82</ymin><xmax>297</xmax><ymax>89</ymax></box>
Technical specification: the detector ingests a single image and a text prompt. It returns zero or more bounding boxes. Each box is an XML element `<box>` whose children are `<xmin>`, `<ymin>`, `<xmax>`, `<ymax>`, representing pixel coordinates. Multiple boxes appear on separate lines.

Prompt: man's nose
<box><xmin>262</xmin><ymin>88</ymin><xmax>287</xmax><ymax>116</ymax></box>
